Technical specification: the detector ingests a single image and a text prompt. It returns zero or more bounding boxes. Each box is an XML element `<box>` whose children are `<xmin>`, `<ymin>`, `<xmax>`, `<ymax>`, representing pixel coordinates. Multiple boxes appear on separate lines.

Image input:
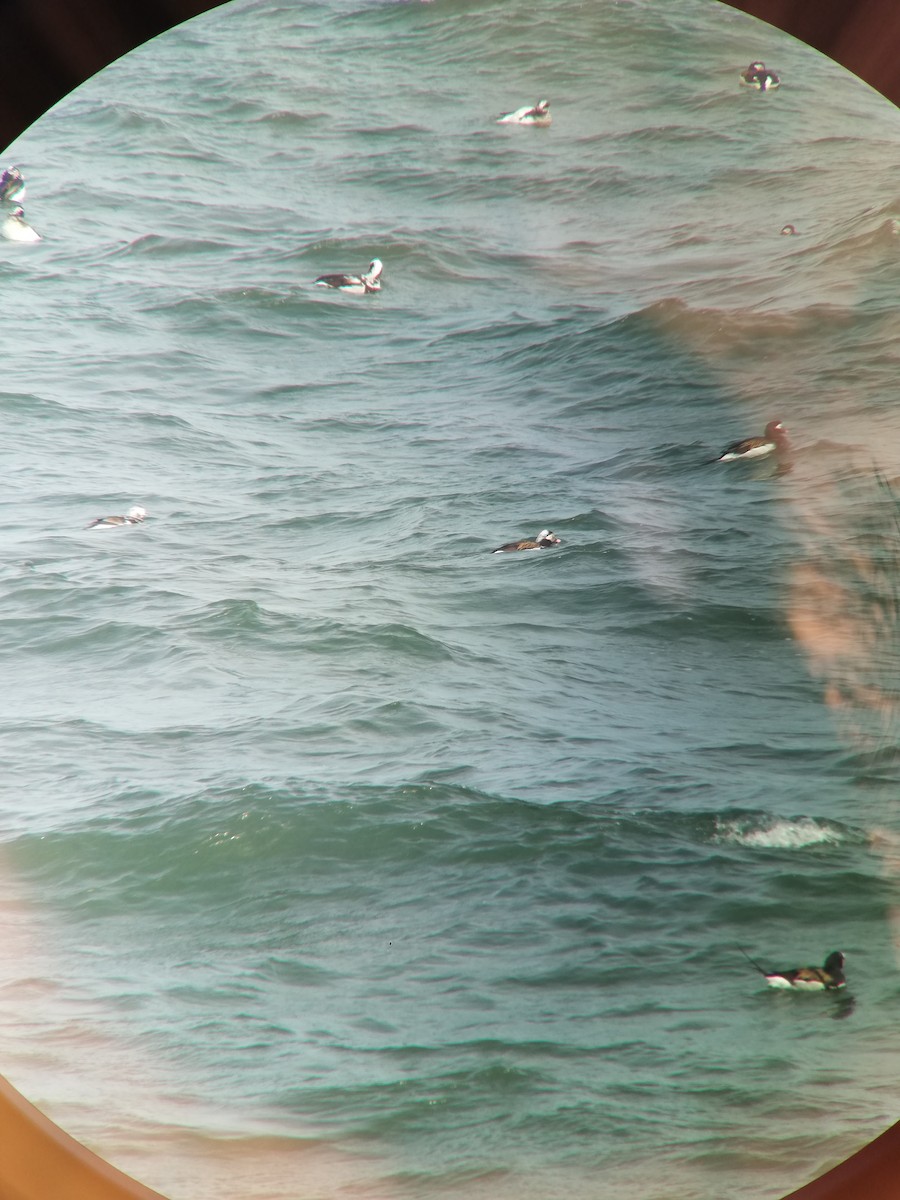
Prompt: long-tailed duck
<box><xmin>496</xmin><ymin>100</ymin><xmax>551</xmax><ymax>126</ymax></box>
<box><xmin>85</xmin><ymin>505</ymin><xmax>148</xmax><ymax>529</ymax></box>
<box><xmin>715</xmin><ymin>419</ymin><xmax>789</xmax><ymax>463</ymax></box>
<box><xmin>314</xmin><ymin>258</ymin><xmax>383</xmax><ymax>294</ymax></box>
<box><xmin>1</xmin><ymin>206</ymin><xmax>40</xmax><ymax>243</ymax></box>
<box><xmin>740</xmin><ymin>61</ymin><xmax>781</xmax><ymax>91</ymax></box>
<box><xmin>0</xmin><ymin>167</ymin><xmax>26</xmax><ymax>204</ymax></box>
<box><xmin>742</xmin><ymin>948</ymin><xmax>846</xmax><ymax>991</ymax></box>
<box><xmin>493</xmin><ymin>529</ymin><xmax>561</xmax><ymax>553</ymax></box>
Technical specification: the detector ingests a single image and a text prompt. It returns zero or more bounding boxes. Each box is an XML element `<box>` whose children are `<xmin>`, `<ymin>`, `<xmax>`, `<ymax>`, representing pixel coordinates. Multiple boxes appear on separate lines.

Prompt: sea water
<box><xmin>1</xmin><ymin>1</ymin><xmax>900</xmax><ymax>1197</ymax></box>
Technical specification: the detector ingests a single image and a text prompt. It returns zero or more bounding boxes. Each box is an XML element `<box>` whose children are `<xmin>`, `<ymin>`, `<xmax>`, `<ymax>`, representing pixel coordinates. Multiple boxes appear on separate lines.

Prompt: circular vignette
<box><xmin>1</xmin><ymin>0</ymin><xmax>900</xmax><ymax>149</ymax></box>
<box><xmin>0</xmin><ymin>3</ymin><xmax>899</xmax><ymax>1200</ymax></box>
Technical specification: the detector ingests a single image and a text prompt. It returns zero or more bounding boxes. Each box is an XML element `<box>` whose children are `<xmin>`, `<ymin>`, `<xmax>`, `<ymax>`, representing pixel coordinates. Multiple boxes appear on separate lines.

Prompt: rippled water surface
<box><xmin>2</xmin><ymin>1</ymin><xmax>900</xmax><ymax>1198</ymax></box>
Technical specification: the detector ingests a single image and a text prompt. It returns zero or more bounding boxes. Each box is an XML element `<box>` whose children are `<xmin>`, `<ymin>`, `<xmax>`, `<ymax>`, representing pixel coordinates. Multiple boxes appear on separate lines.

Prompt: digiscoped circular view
<box><xmin>1</xmin><ymin>2</ymin><xmax>900</xmax><ymax>1198</ymax></box>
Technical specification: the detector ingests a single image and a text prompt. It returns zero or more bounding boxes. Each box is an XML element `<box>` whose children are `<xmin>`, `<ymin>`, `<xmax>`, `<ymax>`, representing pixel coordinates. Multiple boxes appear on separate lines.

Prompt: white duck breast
<box><xmin>765</xmin><ymin>974</ymin><xmax>827</xmax><ymax>991</ymax></box>
<box><xmin>497</xmin><ymin>100</ymin><xmax>551</xmax><ymax>126</ymax></box>
<box><xmin>1</xmin><ymin>207</ymin><xmax>40</xmax><ymax>243</ymax></box>
<box><xmin>719</xmin><ymin>441</ymin><xmax>772</xmax><ymax>461</ymax></box>
<box><xmin>315</xmin><ymin>258</ymin><xmax>383</xmax><ymax>293</ymax></box>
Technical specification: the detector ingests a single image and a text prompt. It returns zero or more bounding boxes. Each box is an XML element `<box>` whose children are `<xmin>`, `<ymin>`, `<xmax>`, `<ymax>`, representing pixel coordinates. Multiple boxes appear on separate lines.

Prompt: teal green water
<box><xmin>1</xmin><ymin>1</ymin><xmax>900</xmax><ymax>1197</ymax></box>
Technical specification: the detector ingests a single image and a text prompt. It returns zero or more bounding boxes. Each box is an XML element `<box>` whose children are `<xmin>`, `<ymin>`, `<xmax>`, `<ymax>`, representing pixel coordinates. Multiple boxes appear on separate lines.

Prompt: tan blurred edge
<box><xmin>1</xmin><ymin>2</ymin><xmax>900</xmax><ymax>1200</ymax></box>
<box><xmin>0</xmin><ymin>1072</ymin><xmax>167</xmax><ymax>1200</ymax></box>
<box><xmin>781</xmin><ymin>1117</ymin><xmax>900</xmax><ymax>1199</ymax></box>
<box><xmin>2</xmin><ymin>1059</ymin><xmax>900</xmax><ymax>1200</ymax></box>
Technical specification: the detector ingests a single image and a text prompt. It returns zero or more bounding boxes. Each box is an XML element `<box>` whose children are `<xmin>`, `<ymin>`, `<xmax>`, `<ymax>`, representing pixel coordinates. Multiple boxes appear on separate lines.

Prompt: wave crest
<box><xmin>714</xmin><ymin>814</ymin><xmax>850</xmax><ymax>849</ymax></box>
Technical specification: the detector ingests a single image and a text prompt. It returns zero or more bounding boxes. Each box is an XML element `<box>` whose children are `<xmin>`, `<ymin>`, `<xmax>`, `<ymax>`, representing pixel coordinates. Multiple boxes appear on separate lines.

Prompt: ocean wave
<box><xmin>250</xmin><ymin>108</ymin><xmax>328</xmax><ymax>129</ymax></box>
<box><xmin>3</xmin><ymin>787</ymin><xmax>868</xmax><ymax>894</ymax></box>
<box><xmin>818</xmin><ymin>214</ymin><xmax>900</xmax><ymax>262</ymax></box>
<box><xmin>713</xmin><ymin>813</ymin><xmax>856</xmax><ymax>849</ymax></box>
<box><xmin>624</xmin><ymin>295</ymin><xmax>860</xmax><ymax>342</ymax></box>
<box><xmin>171</xmin><ymin>601</ymin><xmax>459</xmax><ymax>662</ymax></box>
<box><xmin>3</xmin><ymin>0</ymin><xmax>900</xmax><ymax>1191</ymax></box>
<box><xmin>109</xmin><ymin>233</ymin><xmax>241</xmax><ymax>259</ymax></box>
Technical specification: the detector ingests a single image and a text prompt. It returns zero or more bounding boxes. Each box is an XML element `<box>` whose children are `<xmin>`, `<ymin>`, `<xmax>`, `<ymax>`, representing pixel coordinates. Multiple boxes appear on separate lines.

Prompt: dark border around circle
<box><xmin>0</xmin><ymin>1</ymin><xmax>898</xmax><ymax>1198</ymax></box>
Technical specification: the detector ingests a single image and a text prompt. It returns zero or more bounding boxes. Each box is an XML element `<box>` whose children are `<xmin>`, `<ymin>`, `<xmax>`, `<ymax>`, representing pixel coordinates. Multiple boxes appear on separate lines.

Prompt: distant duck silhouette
<box><xmin>0</xmin><ymin>167</ymin><xmax>26</xmax><ymax>204</ymax></box>
<box><xmin>1</xmin><ymin>206</ymin><xmax>40</xmax><ymax>243</ymax></box>
<box><xmin>780</xmin><ymin>224</ymin><xmax>798</xmax><ymax>236</ymax></box>
<box><xmin>740</xmin><ymin>61</ymin><xmax>781</xmax><ymax>91</ymax></box>
<box><xmin>496</xmin><ymin>99</ymin><xmax>551</xmax><ymax>126</ymax></box>
<box><xmin>715</xmin><ymin>419</ymin><xmax>790</xmax><ymax>463</ymax></box>
<box><xmin>741</xmin><ymin>948</ymin><xmax>846</xmax><ymax>991</ymax></box>
<box><xmin>85</xmin><ymin>505</ymin><xmax>148</xmax><ymax>529</ymax></box>
<box><xmin>314</xmin><ymin>258</ymin><xmax>383</xmax><ymax>294</ymax></box>
<box><xmin>493</xmin><ymin>529</ymin><xmax>561</xmax><ymax>553</ymax></box>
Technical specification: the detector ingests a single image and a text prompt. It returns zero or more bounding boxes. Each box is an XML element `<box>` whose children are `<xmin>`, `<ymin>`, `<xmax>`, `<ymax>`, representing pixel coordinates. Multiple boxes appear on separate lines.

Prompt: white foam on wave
<box><xmin>715</xmin><ymin>816</ymin><xmax>845</xmax><ymax>849</ymax></box>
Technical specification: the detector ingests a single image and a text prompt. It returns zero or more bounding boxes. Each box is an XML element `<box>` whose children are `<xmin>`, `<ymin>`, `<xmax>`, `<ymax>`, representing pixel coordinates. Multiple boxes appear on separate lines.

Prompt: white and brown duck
<box><xmin>492</xmin><ymin>528</ymin><xmax>561</xmax><ymax>553</ymax></box>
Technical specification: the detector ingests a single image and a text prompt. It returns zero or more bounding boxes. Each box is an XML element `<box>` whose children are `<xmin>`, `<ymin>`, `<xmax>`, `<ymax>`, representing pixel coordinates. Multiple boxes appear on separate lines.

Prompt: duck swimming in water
<box><xmin>715</xmin><ymin>419</ymin><xmax>790</xmax><ymax>463</ymax></box>
<box><xmin>85</xmin><ymin>505</ymin><xmax>148</xmax><ymax>529</ymax></box>
<box><xmin>0</xmin><ymin>167</ymin><xmax>25</xmax><ymax>204</ymax></box>
<box><xmin>496</xmin><ymin>100</ymin><xmax>551</xmax><ymax>126</ymax></box>
<box><xmin>780</xmin><ymin>224</ymin><xmax>798</xmax><ymax>236</ymax></box>
<box><xmin>741</xmin><ymin>949</ymin><xmax>846</xmax><ymax>991</ymax></box>
<box><xmin>492</xmin><ymin>529</ymin><xmax>561</xmax><ymax>553</ymax></box>
<box><xmin>314</xmin><ymin>258</ymin><xmax>383</xmax><ymax>294</ymax></box>
<box><xmin>1</xmin><ymin>206</ymin><xmax>40</xmax><ymax>243</ymax></box>
<box><xmin>740</xmin><ymin>61</ymin><xmax>781</xmax><ymax>91</ymax></box>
